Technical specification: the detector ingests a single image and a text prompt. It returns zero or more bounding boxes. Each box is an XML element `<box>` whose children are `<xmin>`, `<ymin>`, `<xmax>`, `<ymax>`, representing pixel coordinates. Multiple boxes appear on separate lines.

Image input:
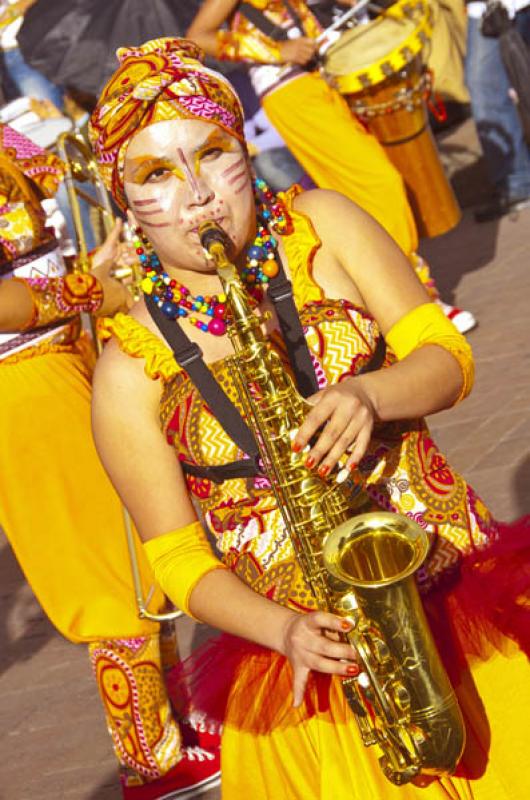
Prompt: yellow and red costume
<box><xmin>102</xmin><ymin>190</ymin><xmax>530</xmax><ymax>799</ymax></box>
<box><xmin>91</xmin><ymin>38</ymin><xmax>530</xmax><ymax>800</ymax></box>
<box><xmin>0</xmin><ymin>124</ymin><xmax>193</xmax><ymax>796</ymax></box>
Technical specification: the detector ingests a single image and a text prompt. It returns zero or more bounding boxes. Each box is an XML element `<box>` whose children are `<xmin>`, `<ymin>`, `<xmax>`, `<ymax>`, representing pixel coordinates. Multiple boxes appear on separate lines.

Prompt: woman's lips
<box><xmin>191</xmin><ymin>217</ymin><xmax>225</xmax><ymax>234</ymax></box>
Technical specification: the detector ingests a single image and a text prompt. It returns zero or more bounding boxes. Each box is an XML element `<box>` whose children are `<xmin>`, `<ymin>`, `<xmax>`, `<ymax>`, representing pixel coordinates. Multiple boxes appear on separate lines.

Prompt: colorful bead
<box><xmin>135</xmin><ymin>178</ymin><xmax>293</xmax><ymax>335</ymax></box>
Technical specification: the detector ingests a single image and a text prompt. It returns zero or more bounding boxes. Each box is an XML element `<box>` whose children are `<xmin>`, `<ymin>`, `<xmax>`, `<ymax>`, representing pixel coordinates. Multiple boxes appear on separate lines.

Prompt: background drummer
<box><xmin>187</xmin><ymin>0</ymin><xmax>476</xmax><ymax>332</ymax></box>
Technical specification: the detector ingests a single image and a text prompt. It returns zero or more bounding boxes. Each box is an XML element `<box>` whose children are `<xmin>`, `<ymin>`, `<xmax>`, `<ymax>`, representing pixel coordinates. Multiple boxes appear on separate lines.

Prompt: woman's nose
<box><xmin>185</xmin><ymin>172</ymin><xmax>214</xmax><ymax>207</ymax></box>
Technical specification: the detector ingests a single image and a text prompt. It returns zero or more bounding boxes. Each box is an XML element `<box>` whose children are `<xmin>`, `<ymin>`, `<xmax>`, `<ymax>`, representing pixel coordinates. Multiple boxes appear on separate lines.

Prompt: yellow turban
<box><xmin>89</xmin><ymin>37</ymin><xmax>245</xmax><ymax>211</ymax></box>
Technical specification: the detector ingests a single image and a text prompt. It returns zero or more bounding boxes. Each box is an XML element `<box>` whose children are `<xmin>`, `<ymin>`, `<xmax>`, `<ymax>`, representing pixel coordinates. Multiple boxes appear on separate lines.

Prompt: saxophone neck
<box><xmin>199</xmin><ymin>220</ymin><xmax>264</xmax><ymax>333</ymax></box>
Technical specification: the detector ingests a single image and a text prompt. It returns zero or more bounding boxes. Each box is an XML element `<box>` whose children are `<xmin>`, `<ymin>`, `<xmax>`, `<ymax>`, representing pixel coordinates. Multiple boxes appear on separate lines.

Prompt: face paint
<box><xmin>124</xmin><ymin>118</ymin><xmax>255</xmax><ymax>275</ymax></box>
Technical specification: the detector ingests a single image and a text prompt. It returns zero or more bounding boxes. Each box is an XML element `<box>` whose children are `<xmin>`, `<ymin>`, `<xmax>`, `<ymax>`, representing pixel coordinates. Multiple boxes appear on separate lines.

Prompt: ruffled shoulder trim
<box><xmin>99</xmin><ymin>313</ymin><xmax>181</xmax><ymax>381</ymax></box>
<box><xmin>279</xmin><ymin>185</ymin><xmax>324</xmax><ymax>309</ymax></box>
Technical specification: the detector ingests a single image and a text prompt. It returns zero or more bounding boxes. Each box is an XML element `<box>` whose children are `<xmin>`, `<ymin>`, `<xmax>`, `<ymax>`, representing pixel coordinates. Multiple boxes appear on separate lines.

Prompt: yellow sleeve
<box><xmin>386</xmin><ymin>302</ymin><xmax>474</xmax><ymax>403</ymax></box>
<box><xmin>143</xmin><ymin>520</ymin><xmax>227</xmax><ymax>618</ymax></box>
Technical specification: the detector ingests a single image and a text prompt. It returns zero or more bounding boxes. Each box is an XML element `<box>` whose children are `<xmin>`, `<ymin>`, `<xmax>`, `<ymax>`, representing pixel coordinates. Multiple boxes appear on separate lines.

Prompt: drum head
<box><xmin>324</xmin><ymin>0</ymin><xmax>432</xmax><ymax>94</ymax></box>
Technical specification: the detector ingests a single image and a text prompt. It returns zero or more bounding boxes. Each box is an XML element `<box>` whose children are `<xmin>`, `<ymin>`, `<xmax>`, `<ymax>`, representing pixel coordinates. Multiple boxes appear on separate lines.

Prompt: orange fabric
<box><xmin>0</xmin><ymin>345</ymin><xmax>165</xmax><ymax>641</ymax></box>
<box><xmin>144</xmin><ymin>521</ymin><xmax>227</xmax><ymax>618</ymax></box>
<box><xmin>219</xmin><ymin>643</ymin><xmax>530</xmax><ymax>799</ymax></box>
<box><xmin>386</xmin><ymin>301</ymin><xmax>475</xmax><ymax>402</ymax></box>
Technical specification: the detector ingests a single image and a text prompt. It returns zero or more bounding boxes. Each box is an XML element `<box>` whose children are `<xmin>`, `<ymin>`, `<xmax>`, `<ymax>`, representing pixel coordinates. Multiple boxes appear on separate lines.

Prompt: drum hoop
<box><xmin>323</xmin><ymin>0</ymin><xmax>433</xmax><ymax>96</ymax></box>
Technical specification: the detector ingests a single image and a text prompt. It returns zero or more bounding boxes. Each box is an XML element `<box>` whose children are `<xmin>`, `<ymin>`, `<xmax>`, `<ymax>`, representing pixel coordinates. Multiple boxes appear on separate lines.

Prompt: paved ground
<box><xmin>1</xmin><ymin>117</ymin><xmax>530</xmax><ymax>799</ymax></box>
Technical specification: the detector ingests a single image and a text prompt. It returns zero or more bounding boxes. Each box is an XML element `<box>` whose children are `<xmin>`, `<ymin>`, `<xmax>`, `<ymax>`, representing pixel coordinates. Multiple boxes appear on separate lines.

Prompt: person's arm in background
<box><xmin>0</xmin><ymin>219</ymin><xmax>133</xmax><ymax>331</ymax></box>
<box><xmin>187</xmin><ymin>0</ymin><xmax>317</xmax><ymax>65</ymax></box>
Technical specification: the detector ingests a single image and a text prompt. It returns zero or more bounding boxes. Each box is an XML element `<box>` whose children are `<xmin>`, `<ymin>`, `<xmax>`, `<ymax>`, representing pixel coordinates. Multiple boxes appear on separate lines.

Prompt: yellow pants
<box><xmin>0</xmin><ymin>342</ymin><xmax>164</xmax><ymax>641</ymax></box>
<box><xmin>0</xmin><ymin>341</ymin><xmax>184</xmax><ymax>785</ymax></box>
<box><xmin>263</xmin><ymin>72</ymin><xmax>419</xmax><ymax>257</ymax></box>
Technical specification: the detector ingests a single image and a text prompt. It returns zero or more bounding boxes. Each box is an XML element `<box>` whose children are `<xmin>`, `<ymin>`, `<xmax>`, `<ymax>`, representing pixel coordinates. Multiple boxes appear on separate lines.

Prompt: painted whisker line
<box><xmin>222</xmin><ymin>158</ymin><xmax>245</xmax><ymax>177</ymax></box>
<box><xmin>134</xmin><ymin>208</ymin><xmax>163</xmax><ymax>216</ymax></box>
<box><xmin>131</xmin><ymin>198</ymin><xmax>158</xmax><ymax>206</ymax></box>
<box><xmin>137</xmin><ymin>220</ymin><xmax>171</xmax><ymax>228</ymax></box>
<box><xmin>227</xmin><ymin>170</ymin><xmax>248</xmax><ymax>186</ymax></box>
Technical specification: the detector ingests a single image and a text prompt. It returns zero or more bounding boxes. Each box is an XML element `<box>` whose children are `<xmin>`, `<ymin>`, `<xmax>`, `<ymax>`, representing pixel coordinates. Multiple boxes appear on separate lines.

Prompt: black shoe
<box><xmin>474</xmin><ymin>193</ymin><xmax>530</xmax><ymax>222</ymax></box>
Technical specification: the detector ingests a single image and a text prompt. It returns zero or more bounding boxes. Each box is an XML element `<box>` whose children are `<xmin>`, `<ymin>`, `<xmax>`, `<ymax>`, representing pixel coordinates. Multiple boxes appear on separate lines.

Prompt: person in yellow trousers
<box><xmin>0</xmin><ymin>123</ymin><xmax>220</xmax><ymax>799</ymax></box>
<box><xmin>187</xmin><ymin>0</ymin><xmax>477</xmax><ymax>333</ymax></box>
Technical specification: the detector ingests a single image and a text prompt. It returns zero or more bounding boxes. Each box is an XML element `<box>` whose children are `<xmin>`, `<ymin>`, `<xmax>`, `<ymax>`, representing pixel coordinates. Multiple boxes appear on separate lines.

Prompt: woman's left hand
<box><xmin>291</xmin><ymin>377</ymin><xmax>376</xmax><ymax>477</ymax></box>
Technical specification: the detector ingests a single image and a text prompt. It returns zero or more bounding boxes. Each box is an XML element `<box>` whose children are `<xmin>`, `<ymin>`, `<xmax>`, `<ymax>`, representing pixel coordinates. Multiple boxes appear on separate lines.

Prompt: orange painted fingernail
<box><xmin>306</xmin><ymin>456</ymin><xmax>315</xmax><ymax>469</ymax></box>
<box><xmin>318</xmin><ymin>464</ymin><xmax>330</xmax><ymax>478</ymax></box>
<box><xmin>349</xmin><ymin>462</ymin><xmax>358</xmax><ymax>472</ymax></box>
<box><xmin>340</xmin><ymin>620</ymin><xmax>352</xmax><ymax>631</ymax></box>
<box><xmin>292</xmin><ymin>441</ymin><xmax>301</xmax><ymax>453</ymax></box>
<box><xmin>346</xmin><ymin>665</ymin><xmax>360</xmax><ymax>676</ymax></box>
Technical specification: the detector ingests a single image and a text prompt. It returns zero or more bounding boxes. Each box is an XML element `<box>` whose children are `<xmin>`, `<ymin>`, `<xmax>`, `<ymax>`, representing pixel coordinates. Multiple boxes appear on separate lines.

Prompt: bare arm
<box><xmin>92</xmin><ymin>336</ymin><xmax>358</xmax><ymax>703</ymax></box>
<box><xmin>187</xmin><ymin>0</ymin><xmax>317</xmax><ymax>65</ymax></box>
<box><xmin>0</xmin><ymin>278</ymin><xmax>34</xmax><ymax>330</ymax></box>
<box><xmin>187</xmin><ymin>0</ymin><xmax>241</xmax><ymax>56</ymax></box>
<box><xmin>0</xmin><ymin>221</ymin><xmax>133</xmax><ymax>333</ymax></box>
<box><xmin>291</xmin><ymin>190</ymin><xmax>467</xmax><ymax>470</ymax></box>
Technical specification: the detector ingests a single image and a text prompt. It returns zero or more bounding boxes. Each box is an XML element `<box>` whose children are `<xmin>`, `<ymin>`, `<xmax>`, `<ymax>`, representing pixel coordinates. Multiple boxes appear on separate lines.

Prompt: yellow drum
<box><xmin>323</xmin><ymin>0</ymin><xmax>460</xmax><ymax>238</ymax></box>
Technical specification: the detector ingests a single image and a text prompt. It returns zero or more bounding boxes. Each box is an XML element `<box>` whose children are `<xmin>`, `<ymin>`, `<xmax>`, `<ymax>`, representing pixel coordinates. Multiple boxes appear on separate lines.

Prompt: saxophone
<box><xmin>199</xmin><ymin>221</ymin><xmax>465</xmax><ymax>785</ymax></box>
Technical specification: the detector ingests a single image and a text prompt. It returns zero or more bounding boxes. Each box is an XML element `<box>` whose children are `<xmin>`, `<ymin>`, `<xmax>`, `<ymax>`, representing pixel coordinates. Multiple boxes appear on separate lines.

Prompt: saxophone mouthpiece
<box><xmin>198</xmin><ymin>220</ymin><xmax>232</xmax><ymax>255</ymax></box>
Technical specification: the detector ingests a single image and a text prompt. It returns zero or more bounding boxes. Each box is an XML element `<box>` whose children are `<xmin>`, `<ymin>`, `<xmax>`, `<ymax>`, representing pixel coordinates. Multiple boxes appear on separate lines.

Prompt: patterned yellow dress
<box><xmin>104</xmin><ymin>201</ymin><xmax>530</xmax><ymax>799</ymax></box>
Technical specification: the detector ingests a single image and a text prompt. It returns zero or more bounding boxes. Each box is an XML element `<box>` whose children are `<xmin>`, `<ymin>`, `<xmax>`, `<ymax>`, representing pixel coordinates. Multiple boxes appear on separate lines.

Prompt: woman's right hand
<box><xmin>91</xmin><ymin>219</ymin><xmax>136</xmax><ymax>317</ymax></box>
<box><xmin>280</xmin><ymin>611</ymin><xmax>359</xmax><ymax>707</ymax></box>
<box><xmin>278</xmin><ymin>37</ymin><xmax>317</xmax><ymax>66</ymax></box>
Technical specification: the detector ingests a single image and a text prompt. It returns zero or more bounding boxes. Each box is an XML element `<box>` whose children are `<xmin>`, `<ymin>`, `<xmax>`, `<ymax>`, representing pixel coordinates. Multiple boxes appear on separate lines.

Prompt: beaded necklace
<box><xmin>135</xmin><ymin>178</ymin><xmax>293</xmax><ymax>336</ymax></box>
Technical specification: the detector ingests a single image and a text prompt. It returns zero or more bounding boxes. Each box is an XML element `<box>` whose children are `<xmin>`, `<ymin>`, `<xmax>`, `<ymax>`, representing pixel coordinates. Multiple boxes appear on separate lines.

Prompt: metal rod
<box><xmin>316</xmin><ymin>0</ymin><xmax>371</xmax><ymax>43</ymax></box>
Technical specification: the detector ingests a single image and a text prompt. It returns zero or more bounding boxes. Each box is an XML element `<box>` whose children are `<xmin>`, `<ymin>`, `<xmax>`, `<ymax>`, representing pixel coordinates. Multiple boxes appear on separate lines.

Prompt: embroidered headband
<box><xmin>89</xmin><ymin>37</ymin><xmax>245</xmax><ymax>211</ymax></box>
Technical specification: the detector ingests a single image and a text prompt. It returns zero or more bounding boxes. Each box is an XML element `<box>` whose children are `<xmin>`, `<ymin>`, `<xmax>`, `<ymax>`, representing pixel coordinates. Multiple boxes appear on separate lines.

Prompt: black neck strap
<box><xmin>145</xmin><ymin>293</ymin><xmax>261</xmax><ymax>468</ymax></box>
<box><xmin>145</xmin><ymin>250</ymin><xmax>386</xmax><ymax>483</ymax></box>
<box><xmin>238</xmin><ymin>1</ymin><xmax>305</xmax><ymax>40</ymax></box>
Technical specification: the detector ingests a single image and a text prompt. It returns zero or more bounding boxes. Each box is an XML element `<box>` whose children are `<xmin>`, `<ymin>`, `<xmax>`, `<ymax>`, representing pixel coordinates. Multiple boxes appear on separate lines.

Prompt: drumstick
<box><xmin>315</xmin><ymin>0</ymin><xmax>371</xmax><ymax>44</ymax></box>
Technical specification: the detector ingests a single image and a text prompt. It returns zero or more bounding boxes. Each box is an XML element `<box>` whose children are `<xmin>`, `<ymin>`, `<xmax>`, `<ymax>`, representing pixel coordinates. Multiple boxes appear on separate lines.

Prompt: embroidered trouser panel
<box><xmin>89</xmin><ymin>631</ymin><xmax>182</xmax><ymax>788</ymax></box>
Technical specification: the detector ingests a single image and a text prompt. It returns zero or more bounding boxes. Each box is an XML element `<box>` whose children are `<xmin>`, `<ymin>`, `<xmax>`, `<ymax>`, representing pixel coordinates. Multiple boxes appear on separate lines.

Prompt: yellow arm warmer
<box><xmin>143</xmin><ymin>521</ymin><xmax>227</xmax><ymax>618</ymax></box>
<box><xmin>385</xmin><ymin>302</ymin><xmax>474</xmax><ymax>403</ymax></box>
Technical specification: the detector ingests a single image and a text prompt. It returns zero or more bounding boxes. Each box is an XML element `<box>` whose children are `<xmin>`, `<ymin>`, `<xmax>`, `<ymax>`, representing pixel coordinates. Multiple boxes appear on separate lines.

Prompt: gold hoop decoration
<box><xmin>322</xmin><ymin>0</ymin><xmax>433</xmax><ymax>95</ymax></box>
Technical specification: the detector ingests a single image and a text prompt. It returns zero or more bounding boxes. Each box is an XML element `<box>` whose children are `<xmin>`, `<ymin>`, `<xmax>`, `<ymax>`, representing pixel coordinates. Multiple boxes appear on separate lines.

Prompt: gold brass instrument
<box><xmin>56</xmin><ymin>130</ymin><xmax>180</xmax><ymax>623</ymax></box>
<box><xmin>56</xmin><ymin>131</ymin><xmax>143</xmax><ymax>292</ymax></box>
<box><xmin>199</xmin><ymin>220</ymin><xmax>465</xmax><ymax>785</ymax></box>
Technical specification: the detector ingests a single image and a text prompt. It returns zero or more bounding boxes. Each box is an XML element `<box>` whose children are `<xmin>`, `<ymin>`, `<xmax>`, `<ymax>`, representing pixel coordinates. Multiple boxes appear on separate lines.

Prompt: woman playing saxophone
<box><xmin>90</xmin><ymin>37</ymin><xmax>530</xmax><ymax>800</ymax></box>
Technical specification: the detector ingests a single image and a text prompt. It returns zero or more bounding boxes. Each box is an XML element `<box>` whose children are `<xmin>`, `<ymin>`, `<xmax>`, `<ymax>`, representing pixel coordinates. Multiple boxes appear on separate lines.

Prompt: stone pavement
<box><xmin>1</xmin><ymin>118</ymin><xmax>530</xmax><ymax>800</ymax></box>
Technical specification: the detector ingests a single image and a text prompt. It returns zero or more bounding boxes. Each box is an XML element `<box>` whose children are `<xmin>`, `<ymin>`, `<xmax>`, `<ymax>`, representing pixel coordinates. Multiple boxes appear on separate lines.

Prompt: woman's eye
<box><xmin>145</xmin><ymin>167</ymin><xmax>171</xmax><ymax>183</ymax></box>
<box><xmin>201</xmin><ymin>147</ymin><xmax>224</xmax><ymax>161</ymax></box>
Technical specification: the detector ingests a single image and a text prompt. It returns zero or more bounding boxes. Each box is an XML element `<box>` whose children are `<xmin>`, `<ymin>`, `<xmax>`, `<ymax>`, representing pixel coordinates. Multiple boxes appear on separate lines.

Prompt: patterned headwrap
<box><xmin>0</xmin><ymin>123</ymin><xmax>65</xmax><ymax>198</ymax></box>
<box><xmin>89</xmin><ymin>37</ymin><xmax>246</xmax><ymax>211</ymax></box>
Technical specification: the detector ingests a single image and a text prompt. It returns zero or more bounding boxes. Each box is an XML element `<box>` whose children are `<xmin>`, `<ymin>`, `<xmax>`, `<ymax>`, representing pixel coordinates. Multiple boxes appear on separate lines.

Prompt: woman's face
<box><xmin>124</xmin><ymin>118</ymin><xmax>255</xmax><ymax>273</ymax></box>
